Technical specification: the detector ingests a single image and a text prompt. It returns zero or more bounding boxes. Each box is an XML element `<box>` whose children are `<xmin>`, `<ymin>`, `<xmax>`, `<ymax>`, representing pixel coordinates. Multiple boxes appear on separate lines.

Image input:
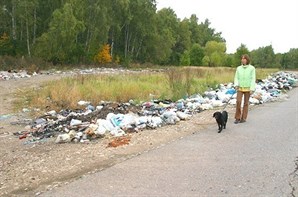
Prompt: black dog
<box><xmin>213</xmin><ymin>111</ymin><xmax>228</xmax><ymax>133</ymax></box>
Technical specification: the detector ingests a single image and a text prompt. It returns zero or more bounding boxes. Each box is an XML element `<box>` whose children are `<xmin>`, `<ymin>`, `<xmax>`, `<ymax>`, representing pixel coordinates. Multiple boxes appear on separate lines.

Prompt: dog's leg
<box><xmin>218</xmin><ymin>125</ymin><xmax>222</xmax><ymax>133</ymax></box>
<box><xmin>217</xmin><ymin>122</ymin><xmax>220</xmax><ymax>131</ymax></box>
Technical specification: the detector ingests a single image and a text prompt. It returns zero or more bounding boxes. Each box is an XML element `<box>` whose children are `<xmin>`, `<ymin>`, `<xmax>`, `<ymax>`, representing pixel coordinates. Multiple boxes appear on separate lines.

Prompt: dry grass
<box><xmin>18</xmin><ymin>67</ymin><xmax>278</xmax><ymax>113</ymax></box>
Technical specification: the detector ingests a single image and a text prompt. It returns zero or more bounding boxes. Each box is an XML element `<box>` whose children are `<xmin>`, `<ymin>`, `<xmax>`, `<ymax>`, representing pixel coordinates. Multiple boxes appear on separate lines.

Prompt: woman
<box><xmin>234</xmin><ymin>54</ymin><xmax>256</xmax><ymax>124</ymax></box>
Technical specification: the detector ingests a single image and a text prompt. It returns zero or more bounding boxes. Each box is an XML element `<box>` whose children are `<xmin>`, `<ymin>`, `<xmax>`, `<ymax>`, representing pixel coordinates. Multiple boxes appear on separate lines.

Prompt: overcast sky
<box><xmin>156</xmin><ymin>0</ymin><xmax>298</xmax><ymax>54</ymax></box>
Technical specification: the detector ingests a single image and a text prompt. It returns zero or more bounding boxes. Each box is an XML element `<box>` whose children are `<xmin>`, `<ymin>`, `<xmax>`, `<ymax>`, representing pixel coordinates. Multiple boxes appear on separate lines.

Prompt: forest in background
<box><xmin>0</xmin><ymin>0</ymin><xmax>297</xmax><ymax>70</ymax></box>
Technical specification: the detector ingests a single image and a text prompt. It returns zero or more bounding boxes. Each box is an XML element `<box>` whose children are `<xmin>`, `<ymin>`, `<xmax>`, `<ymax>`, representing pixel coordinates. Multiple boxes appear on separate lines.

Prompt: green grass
<box><xmin>16</xmin><ymin>67</ymin><xmax>279</xmax><ymax>114</ymax></box>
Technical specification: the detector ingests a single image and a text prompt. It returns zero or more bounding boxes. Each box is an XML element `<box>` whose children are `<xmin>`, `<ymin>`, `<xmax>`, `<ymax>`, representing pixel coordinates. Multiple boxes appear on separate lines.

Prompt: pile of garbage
<box><xmin>0</xmin><ymin>70</ymin><xmax>35</xmax><ymax>80</ymax></box>
<box><xmin>12</xmin><ymin>71</ymin><xmax>297</xmax><ymax>144</ymax></box>
<box><xmin>202</xmin><ymin>71</ymin><xmax>297</xmax><ymax>107</ymax></box>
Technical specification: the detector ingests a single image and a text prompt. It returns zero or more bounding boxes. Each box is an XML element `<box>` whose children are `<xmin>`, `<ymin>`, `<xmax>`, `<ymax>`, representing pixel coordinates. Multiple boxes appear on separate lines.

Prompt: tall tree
<box><xmin>281</xmin><ymin>48</ymin><xmax>298</xmax><ymax>69</ymax></box>
<box><xmin>125</xmin><ymin>0</ymin><xmax>157</xmax><ymax>62</ymax></box>
<box><xmin>0</xmin><ymin>1</ymin><xmax>13</xmax><ymax>38</ymax></box>
<box><xmin>3</xmin><ymin>0</ymin><xmax>17</xmax><ymax>40</ymax></box>
<box><xmin>17</xmin><ymin>0</ymin><xmax>38</xmax><ymax>56</ymax></box>
<box><xmin>197</xmin><ymin>19</ymin><xmax>225</xmax><ymax>47</ymax></box>
<box><xmin>35</xmin><ymin>0</ymin><xmax>63</xmax><ymax>37</ymax></box>
<box><xmin>78</xmin><ymin>0</ymin><xmax>111</xmax><ymax>59</ymax></box>
<box><xmin>204</xmin><ymin>41</ymin><xmax>226</xmax><ymax>66</ymax></box>
<box><xmin>33</xmin><ymin>2</ymin><xmax>85</xmax><ymax>63</ymax></box>
<box><xmin>188</xmin><ymin>15</ymin><xmax>225</xmax><ymax>47</ymax></box>
<box><xmin>150</xmin><ymin>7</ymin><xmax>177</xmax><ymax>64</ymax></box>
<box><xmin>189</xmin><ymin>43</ymin><xmax>204</xmax><ymax>66</ymax></box>
<box><xmin>188</xmin><ymin>14</ymin><xmax>200</xmax><ymax>44</ymax></box>
<box><xmin>251</xmin><ymin>45</ymin><xmax>276</xmax><ymax>68</ymax></box>
<box><xmin>170</xmin><ymin>18</ymin><xmax>191</xmax><ymax>65</ymax></box>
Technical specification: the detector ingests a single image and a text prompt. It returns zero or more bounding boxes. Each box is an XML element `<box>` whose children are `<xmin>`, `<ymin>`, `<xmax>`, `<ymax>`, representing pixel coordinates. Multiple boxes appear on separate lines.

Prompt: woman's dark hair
<box><xmin>242</xmin><ymin>54</ymin><xmax>250</xmax><ymax>64</ymax></box>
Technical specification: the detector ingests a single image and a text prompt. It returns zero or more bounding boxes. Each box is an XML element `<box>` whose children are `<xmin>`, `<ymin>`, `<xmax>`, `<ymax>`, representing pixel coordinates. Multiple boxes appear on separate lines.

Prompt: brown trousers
<box><xmin>234</xmin><ymin>91</ymin><xmax>250</xmax><ymax>121</ymax></box>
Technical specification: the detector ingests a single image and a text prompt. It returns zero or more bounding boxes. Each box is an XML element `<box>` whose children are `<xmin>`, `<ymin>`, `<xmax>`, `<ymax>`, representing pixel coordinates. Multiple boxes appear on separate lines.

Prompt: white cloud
<box><xmin>156</xmin><ymin>0</ymin><xmax>298</xmax><ymax>53</ymax></box>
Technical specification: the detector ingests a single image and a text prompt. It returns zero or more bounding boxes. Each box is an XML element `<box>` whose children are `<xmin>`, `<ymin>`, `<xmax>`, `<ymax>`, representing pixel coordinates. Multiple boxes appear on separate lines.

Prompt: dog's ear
<box><xmin>213</xmin><ymin>113</ymin><xmax>216</xmax><ymax>117</ymax></box>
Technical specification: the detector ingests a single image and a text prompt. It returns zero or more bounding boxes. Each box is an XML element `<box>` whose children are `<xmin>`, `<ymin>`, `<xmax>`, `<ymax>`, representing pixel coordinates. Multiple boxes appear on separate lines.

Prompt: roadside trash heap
<box><xmin>0</xmin><ymin>70</ymin><xmax>35</xmax><ymax>80</ymax></box>
<box><xmin>12</xmin><ymin>71</ymin><xmax>297</xmax><ymax>144</ymax></box>
<box><xmin>204</xmin><ymin>71</ymin><xmax>297</xmax><ymax>107</ymax></box>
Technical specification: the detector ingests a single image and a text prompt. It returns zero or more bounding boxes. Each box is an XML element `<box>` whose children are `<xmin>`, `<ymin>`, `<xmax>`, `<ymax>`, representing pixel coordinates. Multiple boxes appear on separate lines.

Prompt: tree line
<box><xmin>0</xmin><ymin>0</ymin><xmax>297</xmax><ymax>69</ymax></box>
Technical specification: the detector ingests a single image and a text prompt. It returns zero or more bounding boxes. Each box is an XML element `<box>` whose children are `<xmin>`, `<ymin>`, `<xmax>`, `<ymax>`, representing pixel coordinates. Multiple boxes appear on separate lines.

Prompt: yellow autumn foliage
<box><xmin>94</xmin><ymin>44</ymin><xmax>112</xmax><ymax>64</ymax></box>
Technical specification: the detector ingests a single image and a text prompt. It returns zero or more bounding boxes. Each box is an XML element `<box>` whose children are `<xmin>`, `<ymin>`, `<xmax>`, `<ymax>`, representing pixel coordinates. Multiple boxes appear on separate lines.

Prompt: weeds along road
<box><xmin>39</xmin><ymin>87</ymin><xmax>298</xmax><ymax>196</ymax></box>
